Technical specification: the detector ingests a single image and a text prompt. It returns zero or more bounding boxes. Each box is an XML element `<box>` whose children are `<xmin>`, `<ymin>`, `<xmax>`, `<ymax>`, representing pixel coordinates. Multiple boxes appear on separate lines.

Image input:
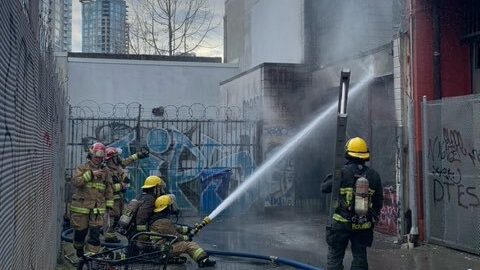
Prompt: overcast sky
<box><xmin>71</xmin><ymin>0</ymin><xmax>225</xmax><ymax>57</ymax></box>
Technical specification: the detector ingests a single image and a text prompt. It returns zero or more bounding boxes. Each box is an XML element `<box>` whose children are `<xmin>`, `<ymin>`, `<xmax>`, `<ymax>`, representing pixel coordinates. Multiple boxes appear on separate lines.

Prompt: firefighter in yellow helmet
<box><xmin>103</xmin><ymin>147</ymin><xmax>150</xmax><ymax>243</ymax></box>
<box><xmin>70</xmin><ymin>142</ymin><xmax>114</xmax><ymax>258</ymax></box>
<box><xmin>116</xmin><ymin>175</ymin><xmax>167</xmax><ymax>239</ymax></box>
<box><xmin>321</xmin><ymin>137</ymin><xmax>383</xmax><ymax>270</ymax></box>
<box><xmin>150</xmin><ymin>195</ymin><xmax>216</xmax><ymax>268</ymax></box>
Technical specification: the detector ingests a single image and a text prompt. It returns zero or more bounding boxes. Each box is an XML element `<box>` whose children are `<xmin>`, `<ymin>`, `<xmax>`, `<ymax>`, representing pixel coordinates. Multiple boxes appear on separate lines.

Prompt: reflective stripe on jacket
<box><xmin>71</xmin><ymin>161</ymin><xmax>114</xmax><ymax>210</ymax></box>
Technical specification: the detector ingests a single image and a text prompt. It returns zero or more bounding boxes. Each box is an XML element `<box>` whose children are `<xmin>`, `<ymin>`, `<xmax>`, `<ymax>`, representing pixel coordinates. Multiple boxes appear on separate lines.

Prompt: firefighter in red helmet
<box><xmin>70</xmin><ymin>142</ymin><xmax>114</xmax><ymax>257</ymax></box>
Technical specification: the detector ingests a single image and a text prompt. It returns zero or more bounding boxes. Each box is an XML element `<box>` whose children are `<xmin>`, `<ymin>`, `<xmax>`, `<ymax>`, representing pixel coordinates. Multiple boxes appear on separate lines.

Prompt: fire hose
<box><xmin>61</xmin><ymin>218</ymin><xmax>324</xmax><ymax>270</ymax></box>
<box><xmin>204</xmin><ymin>250</ymin><xmax>323</xmax><ymax>270</ymax></box>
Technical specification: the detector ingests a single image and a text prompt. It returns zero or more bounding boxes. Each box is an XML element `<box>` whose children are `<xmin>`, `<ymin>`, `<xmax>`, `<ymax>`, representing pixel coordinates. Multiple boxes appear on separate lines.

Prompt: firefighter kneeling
<box><xmin>322</xmin><ymin>137</ymin><xmax>383</xmax><ymax>270</ymax></box>
<box><xmin>150</xmin><ymin>195</ymin><xmax>216</xmax><ymax>268</ymax></box>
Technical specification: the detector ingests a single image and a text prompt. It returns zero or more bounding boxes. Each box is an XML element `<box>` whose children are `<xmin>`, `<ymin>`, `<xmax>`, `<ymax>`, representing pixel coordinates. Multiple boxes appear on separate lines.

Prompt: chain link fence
<box><xmin>423</xmin><ymin>94</ymin><xmax>480</xmax><ymax>254</ymax></box>
<box><xmin>0</xmin><ymin>1</ymin><xmax>67</xmax><ymax>269</ymax></box>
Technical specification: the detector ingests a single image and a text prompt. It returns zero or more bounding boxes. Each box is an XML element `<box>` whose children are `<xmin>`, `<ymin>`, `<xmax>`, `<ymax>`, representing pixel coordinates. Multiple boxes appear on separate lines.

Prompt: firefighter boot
<box><xmin>198</xmin><ymin>257</ymin><xmax>216</xmax><ymax>268</ymax></box>
<box><xmin>73</xmin><ymin>229</ymin><xmax>88</xmax><ymax>258</ymax></box>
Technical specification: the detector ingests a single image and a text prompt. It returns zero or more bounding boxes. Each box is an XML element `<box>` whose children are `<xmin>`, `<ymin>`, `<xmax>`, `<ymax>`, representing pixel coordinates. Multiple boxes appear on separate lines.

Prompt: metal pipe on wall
<box><xmin>393</xmin><ymin>38</ymin><xmax>405</xmax><ymax>238</ymax></box>
<box><xmin>421</xmin><ymin>96</ymin><xmax>430</xmax><ymax>241</ymax></box>
<box><xmin>407</xmin><ymin>95</ymin><xmax>419</xmax><ymax>244</ymax></box>
<box><xmin>433</xmin><ymin>0</ymin><xmax>442</xmax><ymax>99</ymax></box>
<box><xmin>407</xmin><ymin>0</ymin><xmax>419</xmax><ymax>246</ymax></box>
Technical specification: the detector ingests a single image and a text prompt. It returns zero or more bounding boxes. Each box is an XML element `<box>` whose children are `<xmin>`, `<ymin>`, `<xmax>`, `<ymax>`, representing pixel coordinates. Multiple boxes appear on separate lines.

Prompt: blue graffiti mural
<box><xmin>103</xmin><ymin>125</ymin><xmax>256</xmax><ymax>211</ymax></box>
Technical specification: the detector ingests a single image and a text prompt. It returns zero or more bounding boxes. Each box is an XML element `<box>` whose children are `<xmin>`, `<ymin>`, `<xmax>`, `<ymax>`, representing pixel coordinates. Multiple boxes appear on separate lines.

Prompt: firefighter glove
<box><xmin>137</xmin><ymin>147</ymin><xmax>150</xmax><ymax>159</ymax></box>
<box><xmin>187</xmin><ymin>230</ymin><xmax>196</xmax><ymax>241</ymax></box>
<box><xmin>92</xmin><ymin>169</ymin><xmax>104</xmax><ymax>179</ymax></box>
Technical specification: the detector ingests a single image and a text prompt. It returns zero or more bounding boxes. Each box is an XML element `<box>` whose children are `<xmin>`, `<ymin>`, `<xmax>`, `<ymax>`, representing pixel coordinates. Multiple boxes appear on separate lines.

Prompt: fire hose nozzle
<box><xmin>191</xmin><ymin>216</ymin><xmax>211</xmax><ymax>236</ymax></box>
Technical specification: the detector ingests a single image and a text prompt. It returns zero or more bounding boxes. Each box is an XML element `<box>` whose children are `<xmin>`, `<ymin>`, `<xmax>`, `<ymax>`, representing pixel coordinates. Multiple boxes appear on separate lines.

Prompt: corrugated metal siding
<box><xmin>0</xmin><ymin>1</ymin><xmax>66</xmax><ymax>269</ymax></box>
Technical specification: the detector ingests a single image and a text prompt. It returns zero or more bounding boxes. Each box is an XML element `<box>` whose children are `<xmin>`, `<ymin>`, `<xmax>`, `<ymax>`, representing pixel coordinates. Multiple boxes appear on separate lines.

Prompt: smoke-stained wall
<box><xmin>221</xmin><ymin>63</ymin><xmax>309</xmax><ymax>208</ymax></box>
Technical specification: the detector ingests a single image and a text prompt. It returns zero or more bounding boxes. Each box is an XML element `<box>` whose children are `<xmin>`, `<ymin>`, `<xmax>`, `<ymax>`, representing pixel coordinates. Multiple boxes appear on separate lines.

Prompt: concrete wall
<box><xmin>67</xmin><ymin>56</ymin><xmax>239</xmax><ymax>109</ymax></box>
<box><xmin>305</xmin><ymin>0</ymin><xmax>394</xmax><ymax>67</ymax></box>
<box><xmin>224</xmin><ymin>0</ymin><xmax>304</xmax><ymax>71</ymax></box>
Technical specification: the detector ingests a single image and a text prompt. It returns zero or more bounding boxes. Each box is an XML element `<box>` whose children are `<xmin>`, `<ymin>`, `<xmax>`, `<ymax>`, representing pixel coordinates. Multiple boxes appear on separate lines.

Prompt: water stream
<box><xmin>208</xmin><ymin>72</ymin><xmax>374</xmax><ymax>220</ymax></box>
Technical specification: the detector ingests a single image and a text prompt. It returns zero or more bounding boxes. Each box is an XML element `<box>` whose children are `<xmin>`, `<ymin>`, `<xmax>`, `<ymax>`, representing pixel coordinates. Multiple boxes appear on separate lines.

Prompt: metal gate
<box><xmin>66</xmin><ymin>103</ymin><xmax>260</xmax><ymax>211</ymax></box>
<box><xmin>422</xmin><ymin>94</ymin><xmax>480</xmax><ymax>254</ymax></box>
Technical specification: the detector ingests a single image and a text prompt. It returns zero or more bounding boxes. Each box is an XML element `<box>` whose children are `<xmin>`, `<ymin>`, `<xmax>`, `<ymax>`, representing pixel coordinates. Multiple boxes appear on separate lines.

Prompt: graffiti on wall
<box><xmin>81</xmin><ymin>123</ymin><xmax>256</xmax><ymax>211</ymax></box>
<box><xmin>428</xmin><ymin>128</ymin><xmax>480</xmax><ymax>209</ymax></box>
<box><xmin>376</xmin><ymin>186</ymin><xmax>398</xmax><ymax>235</ymax></box>
<box><xmin>263</xmin><ymin>124</ymin><xmax>295</xmax><ymax>207</ymax></box>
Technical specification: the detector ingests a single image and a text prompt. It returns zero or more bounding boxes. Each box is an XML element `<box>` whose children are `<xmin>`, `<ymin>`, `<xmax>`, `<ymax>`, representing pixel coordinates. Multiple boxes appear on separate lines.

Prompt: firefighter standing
<box><xmin>71</xmin><ymin>142</ymin><xmax>114</xmax><ymax>257</ymax></box>
<box><xmin>103</xmin><ymin>147</ymin><xmax>149</xmax><ymax>243</ymax></box>
<box><xmin>322</xmin><ymin>137</ymin><xmax>383</xmax><ymax>270</ymax></box>
<box><xmin>150</xmin><ymin>195</ymin><xmax>216</xmax><ymax>268</ymax></box>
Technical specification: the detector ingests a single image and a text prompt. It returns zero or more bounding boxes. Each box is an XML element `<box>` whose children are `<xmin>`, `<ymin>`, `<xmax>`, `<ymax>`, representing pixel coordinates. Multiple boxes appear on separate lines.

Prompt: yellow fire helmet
<box><xmin>141</xmin><ymin>175</ymin><xmax>165</xmax><ymax>189</ymax></box>
<box><xmin>154</xmin><ymin>195</ymin><xmax>172</xmax><ymax>213</ymax></box>
<box><xmin>345</xmin><ymin>137</ymin><xmax>370</xmax><ymax>160</ymax></box>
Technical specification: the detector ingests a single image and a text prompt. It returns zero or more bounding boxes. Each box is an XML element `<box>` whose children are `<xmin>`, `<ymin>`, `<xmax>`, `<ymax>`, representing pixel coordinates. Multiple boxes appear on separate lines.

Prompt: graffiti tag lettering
<box><xmin>431</xmin><ymin>165</ymin><xmax>480</xmax><ymax>209</ymax></box>
<box><xmin>428</xmin><ymin>128</ymin><xmax>480</xmax><ymax>167</ymax></box>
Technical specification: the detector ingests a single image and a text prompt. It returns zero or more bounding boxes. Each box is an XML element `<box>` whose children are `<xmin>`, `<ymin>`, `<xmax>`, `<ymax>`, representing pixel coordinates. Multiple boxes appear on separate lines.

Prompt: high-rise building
<box><xmin>63</xmin><ymin>0</ymin><xmax>72</xmax><ymax>51</ymax></box>
<box><xmin>40</xmin><ymin>0</ymin><xmax>72</xmax><ymax>52</ymax></box>
<box><xmin>80</xmin><ymin>0</ymin><xmax>129</xmax><ymax>54</ymax></box>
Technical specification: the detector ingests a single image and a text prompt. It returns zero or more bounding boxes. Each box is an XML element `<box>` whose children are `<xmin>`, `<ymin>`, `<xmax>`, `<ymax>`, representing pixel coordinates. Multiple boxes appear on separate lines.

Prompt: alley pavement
<box><xmin>189</xmin><ymin>210</ymin><xmax>480</xmax><ymax>270</ymax></box>
<box><xmin>58</xmin><ymin>210</ymin><xmax>480</xmax><ymax>269</ymax></box>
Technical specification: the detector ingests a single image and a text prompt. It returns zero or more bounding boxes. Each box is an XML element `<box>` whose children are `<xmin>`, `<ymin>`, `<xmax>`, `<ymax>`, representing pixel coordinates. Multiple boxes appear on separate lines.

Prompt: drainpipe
<box><xmin>392</xmin><ymin>38</ymin><xmax>405</xmax><ymax>238</ymax></box>
<box><xmin>407</xmin><ymin>0</ymin><xmax>419</xmax><ymax>246</ymax></box>
<box><xmin>433</xmin><ymin>0</ymin><xmax>441</xmax><ymax>99</ymax></box>
<box><xmin>407</xmin><ymin>93</ymin><xmax>418</xmax><ymax>246</ymax></box>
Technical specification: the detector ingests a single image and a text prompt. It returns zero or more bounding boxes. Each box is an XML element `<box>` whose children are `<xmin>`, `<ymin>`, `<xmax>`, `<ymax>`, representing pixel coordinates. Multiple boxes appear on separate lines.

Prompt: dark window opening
<box><xmin>464</xmin><ymin>0</ymin><xmax>480</xmax><ymax>40</ymax></box>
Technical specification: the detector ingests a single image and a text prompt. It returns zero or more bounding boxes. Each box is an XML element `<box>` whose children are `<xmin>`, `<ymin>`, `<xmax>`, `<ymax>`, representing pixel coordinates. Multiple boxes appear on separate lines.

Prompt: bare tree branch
<box><xmin>128</xmin><ymin>0</ymin><xmax>219</xmax><ymax>56</ymax></box>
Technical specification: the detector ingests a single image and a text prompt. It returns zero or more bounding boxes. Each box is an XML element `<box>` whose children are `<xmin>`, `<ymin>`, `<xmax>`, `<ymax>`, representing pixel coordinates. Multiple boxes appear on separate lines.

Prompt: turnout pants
<box><xmin>71</xmin><ymin>211</ymin><xmax>104</xmax><ymax>254</ymax></box>
<box><xmin>326</xmin><ymin>227</ymin><xmax>373</xmax><ymax>270</ymax></box>
<box><xmin>171</xmin><ymin>241</ymin><xmax>207</xmax><ymax>262</ymax></box>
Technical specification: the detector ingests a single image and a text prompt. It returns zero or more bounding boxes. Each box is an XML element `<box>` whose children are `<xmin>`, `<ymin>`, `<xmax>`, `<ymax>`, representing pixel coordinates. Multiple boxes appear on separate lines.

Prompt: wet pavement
<box><xmin>58</xmin><ymin>210</ymin><xmax>480</xmax><ymax>269</ymax></box>
<box><xmin>188</xmin><ymin>210</ymin><xmax>480</xmax><ymax>270</ymax></box>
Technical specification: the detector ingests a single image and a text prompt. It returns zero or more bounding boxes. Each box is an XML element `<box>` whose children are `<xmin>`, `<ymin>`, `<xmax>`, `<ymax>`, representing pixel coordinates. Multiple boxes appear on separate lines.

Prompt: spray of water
<box><xmin>207</xmin><ymin>72</ymin><xmax>374</xmax><ymax>220</ymax></box>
